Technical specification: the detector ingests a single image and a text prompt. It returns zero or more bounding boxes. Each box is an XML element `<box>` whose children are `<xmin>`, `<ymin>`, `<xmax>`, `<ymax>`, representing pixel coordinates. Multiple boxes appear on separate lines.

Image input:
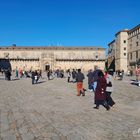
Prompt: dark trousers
<box><xmin>106</xmin><ymin>91</ymin><xmax>115</xmax><ymax>107</ymax></box>
<box><xmin>67</xmin><ymin>77</ymin><xmax>70</xmax><ymax>82</ymax></box>
<box><xmin>32</xmin><ymin>78</ymin><xmax>35</xmax><ymax>84</ymax></box>
<box><xmin>95</xmin><ymin>100</ymin><xmax>110</xmax><ymax>110</ymax></box>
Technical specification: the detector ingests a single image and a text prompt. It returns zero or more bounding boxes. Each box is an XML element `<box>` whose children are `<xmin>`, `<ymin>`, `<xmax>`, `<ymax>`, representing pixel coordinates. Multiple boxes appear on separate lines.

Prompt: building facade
<box><xmin>108</xmin><ymin>24</ymin><xmax>140</xmax><ymax>73</ymax></box>
<box><xmin>128</xmin><ymin>25</ymin><xmax>140</xmax><ymax>69</ymax></box>
<box><xmin>115</xmin><ymin>30</ymin><xmax>128</xmax><ymax>72</ymax></box>
<box><xmin>107</xmin><ymin>40</ymin><xmax>115</xmax><ymax>70</ymax></box>
<box><xmin>0</xmin><ymin>46</ymin><xmax>106</xmax><ymax>71</ymax></box>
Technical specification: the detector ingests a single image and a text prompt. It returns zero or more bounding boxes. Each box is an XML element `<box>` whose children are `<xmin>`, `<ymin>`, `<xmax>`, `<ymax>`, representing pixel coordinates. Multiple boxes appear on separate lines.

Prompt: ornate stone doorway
<box><xmin>45</xmin><ymin>64</ymin><xmax>50</xmax><ymax>71</ymax></box>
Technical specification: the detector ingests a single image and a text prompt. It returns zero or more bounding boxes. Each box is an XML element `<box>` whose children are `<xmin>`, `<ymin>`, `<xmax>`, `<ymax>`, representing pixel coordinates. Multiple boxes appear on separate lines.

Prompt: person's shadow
<box><xmin>12</xmin><ymin>78</ymin><xmax>20</xmax><ymax>81</ymax></box>
<box><xmin>36</xmin><ymin>81</ymin><xmax>46</xmax><ymax>84</ymax></box>
<box><xmin>130</xmin><ymin>79</ymin><xmax>139</xmax><ymax>86</ymax></box>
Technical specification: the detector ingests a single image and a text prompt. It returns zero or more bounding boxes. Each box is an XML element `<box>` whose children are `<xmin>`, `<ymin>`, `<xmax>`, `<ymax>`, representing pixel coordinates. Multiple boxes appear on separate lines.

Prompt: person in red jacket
<box><xmin>94</xmin><ymin>71</ymin><xmax>110</xmax><ymax>110</ymax></box>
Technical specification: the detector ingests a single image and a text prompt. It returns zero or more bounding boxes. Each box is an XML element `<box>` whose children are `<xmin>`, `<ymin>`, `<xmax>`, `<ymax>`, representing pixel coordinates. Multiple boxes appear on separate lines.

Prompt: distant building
<box><xmin>108</xmin><ymin>24</ymin><xmax>140</xmax><ymax>72</ymax></box>
<box><xmin>0</xmin><ymin>46</ymin><xmax>106</xmax><ymax>71</ymax></box>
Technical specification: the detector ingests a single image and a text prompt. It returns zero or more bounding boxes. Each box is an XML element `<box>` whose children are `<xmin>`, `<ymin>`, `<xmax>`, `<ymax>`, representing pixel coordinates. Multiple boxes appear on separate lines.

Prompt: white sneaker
<box><xmin>88</xmin><ymin>89</ymin><xmax>93</xmax><ymax>92</ymax></box>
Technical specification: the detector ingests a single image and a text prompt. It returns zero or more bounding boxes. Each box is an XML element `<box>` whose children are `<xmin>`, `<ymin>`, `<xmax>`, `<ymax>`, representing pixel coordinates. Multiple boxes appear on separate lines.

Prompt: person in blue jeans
<box><xmin>92</xmin><ymin>67</ymin><xmax>102</xmax><ymax>91</ymax></box>
<box><xmin>87</xmin><ymin>69</ymin><xmax>94</xmax><ymax>91</ymax></box>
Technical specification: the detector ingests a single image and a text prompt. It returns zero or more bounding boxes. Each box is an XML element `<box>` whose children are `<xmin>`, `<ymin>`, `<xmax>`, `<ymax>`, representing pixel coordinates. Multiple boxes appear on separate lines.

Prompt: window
<box><xmin>130</xmin><ymin>44</ymin><xmax>132</xmax><ymax>49</ymax></box>
<box><xmin>95</xmin><ymin>55</ymin><xmax>98</xmax><ymax>59</ymax></box>
<box><xmin>124</xmin><ymin>53</ymin><xmax>126</xmax><ymax>56</ymax></box>
<box><xmin>136</xmin><ymin>51</ymin><xmax>138</xmax><ymax>59</ymax></box>
<box><xmin>124</xmin><ymin>47</ymin><xmax>126</xmax><ymax>50</ymax></box>
<box><xmin>124</xmin><ymin>40</ymin><xmax>126</xmax><ymax>43</ymax></box>
<box><xmin>130</xmin><ymin>53</ymin><xmax>132</xmax><ymax>60</ymax></box>
<box><xmin>136</xmin><ymin>41</ymin><xmax>139</xmax><ymax>46</ymax></box>
<box><xmin>128</xmin><ymin>54</ymin><xmax>129</xmax><ymax>59</ymax></box>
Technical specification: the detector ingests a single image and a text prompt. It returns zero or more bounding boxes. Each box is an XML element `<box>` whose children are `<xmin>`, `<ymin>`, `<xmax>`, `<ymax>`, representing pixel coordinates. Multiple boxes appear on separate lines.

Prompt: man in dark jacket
<box><xmin>31</xmin><ymin>71</ymin><xmax>35</xmax><ymax>84</ymax></box>
<box><xmin>87</xmin><ymin>69</ymin><xmax>93</xmax><ymax>91</ymax></box>
<box><xmin>72</xmin><ymin>69</ymin><xmax>77</xmax><ymax>83</ymax></box>
<box><xmin>92</xmin><ymin>66</ymin><xmax>102</xmax><ymax>91</ymax></box>
<box><xmin>75</xmin><ymin>69</ymin><xmax>85</xmax><ymax>96</ymax></box>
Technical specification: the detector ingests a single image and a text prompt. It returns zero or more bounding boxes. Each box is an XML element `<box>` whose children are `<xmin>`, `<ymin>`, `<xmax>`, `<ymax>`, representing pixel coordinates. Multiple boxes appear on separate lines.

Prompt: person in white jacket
<box><xmin>105</xmin><ymin>69</ymin><xmax>115</xmax><ymax>107</ymax></box>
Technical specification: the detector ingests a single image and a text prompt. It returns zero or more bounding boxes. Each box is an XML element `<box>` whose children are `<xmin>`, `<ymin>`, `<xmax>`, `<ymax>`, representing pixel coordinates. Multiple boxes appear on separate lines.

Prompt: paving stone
<box><xmin>0</xmin><ymin>74</ymin><xmax>140</xmax><ymax>140</ymax></box>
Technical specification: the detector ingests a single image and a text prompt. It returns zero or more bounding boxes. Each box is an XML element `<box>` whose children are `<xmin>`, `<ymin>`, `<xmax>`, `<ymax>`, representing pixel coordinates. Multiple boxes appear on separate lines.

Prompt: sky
<box><xmin>0</xmin><ymin>0</ymin><xmax>140</xmax><ymax>48</ymax></box>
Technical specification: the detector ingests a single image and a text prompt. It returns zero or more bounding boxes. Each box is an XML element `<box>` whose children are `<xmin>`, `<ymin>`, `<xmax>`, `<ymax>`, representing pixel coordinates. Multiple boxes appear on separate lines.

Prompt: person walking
<box><xmin>92</xmin><ymin>66</ymin><xmax>101</xmax><ymax>91</ymax></box>
<box><xmin>87</xmin><ymin>69</ymin><xmax>93</xmax><ymax>91</ymax></box>
<box><xmin>94</xmin><ymin>71</ymin><xmax>110</xmax><ymax>110</ymax></box>
<box><xmin>47</xmin><ymin>70</ymin><xmax>51</xmax><ymax>80</ymax></box>
<box><xmin>7</xmin><ymin>70</ymin><xmax>11</xmax><ymax>81</ymax></box>
<box><xmin>105</xmin><ymin>69</ymin><xmax>115</xmax><ymax>107</ymax></box>
<box><xmin>75</xmin><ymin>69</ymin><xmax>85</xmax><ymax>96</ymax></box>
<box><xmin>31</xmin><ymin>71</ymin><xmax>35</xmax><ymax>84</ymax></box>
<box><xmin>15</xmin><ymin>69</ymin><xmax>18</xmax><ymax>78</ymax></box>
<box><xmin>135</xmin><ymin>66</ymin><xmax>140</xmax><ymax>86</ymax></box>
<box><xmin>72</xmin><ymin>69</ymin><xmax>77</xmax><ymax>83</ymax></box>
<box><xmin>67</xmin><ymin>69</ymin><xmax>71</xmax><ymax>83</ymax></box>
<box><xmin>34</xmin><ymin>70</ymin><xmax>39</xmax><ymax>84</ymax></box>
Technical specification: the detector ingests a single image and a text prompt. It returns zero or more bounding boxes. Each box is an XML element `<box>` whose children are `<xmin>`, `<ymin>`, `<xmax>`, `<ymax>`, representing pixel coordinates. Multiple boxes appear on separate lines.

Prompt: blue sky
<box><xmin>0</xmin><ymin>0</ymin><xmax>140</xmax><ymax>48</ymax></box>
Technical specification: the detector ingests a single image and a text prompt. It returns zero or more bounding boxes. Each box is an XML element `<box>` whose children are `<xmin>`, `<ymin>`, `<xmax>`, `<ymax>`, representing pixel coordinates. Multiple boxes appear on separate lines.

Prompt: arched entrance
<box><xmin>45</xmin><ymin>64</ymin><xmax>50</xmax><ymax>71</ymax></box>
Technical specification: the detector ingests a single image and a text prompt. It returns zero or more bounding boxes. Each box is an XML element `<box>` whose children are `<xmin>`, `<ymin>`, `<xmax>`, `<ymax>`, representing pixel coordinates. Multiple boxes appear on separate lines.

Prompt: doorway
<box><xmin>45</xmin><ymin>65</ymin><xmax>50</xmax><ymax>71</ymax></box>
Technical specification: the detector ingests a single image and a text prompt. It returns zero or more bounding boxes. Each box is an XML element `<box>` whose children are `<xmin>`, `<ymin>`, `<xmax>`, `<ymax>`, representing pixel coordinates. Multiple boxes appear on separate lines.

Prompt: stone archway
<box><xmin>44</xmin><ymin>62</ymin><xmax>50</xmax><ymax>71</ymax></box>
<box><xmin>45</xmin><ymin>64</ymin><xmax>50</xmax><ymax>71</ymax></box>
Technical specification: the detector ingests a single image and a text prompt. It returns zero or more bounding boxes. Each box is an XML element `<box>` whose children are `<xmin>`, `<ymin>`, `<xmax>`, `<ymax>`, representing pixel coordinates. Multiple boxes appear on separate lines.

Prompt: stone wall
<box><xmin>0</xmin><ymin>47</ymin><xmax>106</xmax><ymax>71</ymax></box>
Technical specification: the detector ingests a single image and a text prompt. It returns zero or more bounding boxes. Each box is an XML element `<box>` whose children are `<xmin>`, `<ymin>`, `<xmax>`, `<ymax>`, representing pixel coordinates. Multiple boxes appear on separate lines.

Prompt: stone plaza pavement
<box><xmin>0</xmin><ymin>74</ymin><xmax>140</xmax><ymax>140</ymax></box>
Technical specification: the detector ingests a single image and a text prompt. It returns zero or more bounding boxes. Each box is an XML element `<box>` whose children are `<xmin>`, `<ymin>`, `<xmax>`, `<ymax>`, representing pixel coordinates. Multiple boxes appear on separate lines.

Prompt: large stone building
<box><xmin>108</xmin><ymin>24</ymin><xmax>140</xmax><ymax>72</ymax></box>
<box><xmin>128</xmin><ymin>25</ymin><xmax>140</xmax><ymax>69</ymax></box>
<box><xmin>0</xmin><ymin>46</ymin><xmax>106</xmax><ymax>71</ymax></box>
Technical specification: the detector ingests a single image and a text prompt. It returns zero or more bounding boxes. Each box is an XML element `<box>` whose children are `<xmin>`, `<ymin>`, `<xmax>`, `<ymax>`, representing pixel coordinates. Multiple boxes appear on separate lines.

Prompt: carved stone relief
<box><xmin>4</xmin><ymin>52</ymin><xmax>9</xmax><ymax>58</ymax></box>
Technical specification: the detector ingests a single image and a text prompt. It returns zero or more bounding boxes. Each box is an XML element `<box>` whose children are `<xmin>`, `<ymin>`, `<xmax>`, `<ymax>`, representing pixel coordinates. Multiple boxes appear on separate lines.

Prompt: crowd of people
<box><xmin>63</xmin><ymin>67</ymin><xmax>115</xmax><ymax>111</ymax></box>
<box><xmin>76</xmin><ymin>67</ymin><xmax>115</xmax><ymax>111</ymax></box>
<box><xmin>1</xmin><ymin>65</ymin><xmax>140</xmax><ymax>110</ymax></box>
